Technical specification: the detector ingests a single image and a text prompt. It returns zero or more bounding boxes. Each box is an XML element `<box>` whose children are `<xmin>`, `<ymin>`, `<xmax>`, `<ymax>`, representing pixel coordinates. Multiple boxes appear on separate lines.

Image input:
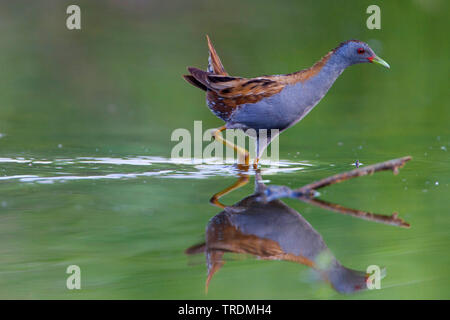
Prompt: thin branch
<box><xmin>260</xmin><ymin>156</ymin><xmax>412</xmax><ymax>228</ymax></box>
<box><xmin>296</xmin><ymin>156</ymin><xmax>412</xmax><ymax>196</ymax></box>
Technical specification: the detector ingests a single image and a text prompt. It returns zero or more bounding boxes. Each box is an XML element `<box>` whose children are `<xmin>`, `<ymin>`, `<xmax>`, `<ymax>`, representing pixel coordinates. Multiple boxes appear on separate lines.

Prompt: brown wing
<box><xmin>186</xmin><ymin>67</ymin><xmax>287</xmax><ymax>120</ymax></box>
<box><xmin>188</xmin><ymin>67</ymin><xmax>286</xmax><ymax>105</ymax></box>
<box><xmin>209</xmin><ymin>75</ymin><xmax>286</xmax><ymax>98</ymax></box>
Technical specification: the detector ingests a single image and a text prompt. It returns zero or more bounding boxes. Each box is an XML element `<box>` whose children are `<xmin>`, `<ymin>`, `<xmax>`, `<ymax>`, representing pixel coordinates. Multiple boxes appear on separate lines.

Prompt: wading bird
<box><xmin>184</xmin><ymin>36</ymin><xmax>389</xmax><ymax>168</ymax></box>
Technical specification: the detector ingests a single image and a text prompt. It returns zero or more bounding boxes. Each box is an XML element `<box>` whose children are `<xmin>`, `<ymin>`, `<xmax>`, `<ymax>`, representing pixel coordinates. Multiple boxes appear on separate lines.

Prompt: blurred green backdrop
<box><xmin>0</xmin><ymin>0</ymin><xmax>448</xmax><ymax>299</ymax></box>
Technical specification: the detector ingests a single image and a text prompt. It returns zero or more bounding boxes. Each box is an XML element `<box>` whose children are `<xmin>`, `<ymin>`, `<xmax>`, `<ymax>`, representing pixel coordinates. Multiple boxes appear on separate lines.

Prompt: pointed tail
<box><xmin>183</xmin><ymin>35</ymin><xmax>228</xmax><ymax>91</ymax></box>
<box><xmin>206</xmin><ymin>35</ymin><xmax>228</xmax><ymax>75</ymax></box>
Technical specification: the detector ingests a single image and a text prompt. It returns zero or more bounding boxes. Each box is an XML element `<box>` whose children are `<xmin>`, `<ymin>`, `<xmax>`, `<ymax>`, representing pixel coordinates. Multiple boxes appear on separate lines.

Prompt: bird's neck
<box><xmin>307</xmin><ymin>51</ymin><xmax>349</xmax><ymax>91</ymax></box>
<box><xmin>286</xmin><ymin>51</ymin><xmax>350</xmax><ymax>117</ymax></box>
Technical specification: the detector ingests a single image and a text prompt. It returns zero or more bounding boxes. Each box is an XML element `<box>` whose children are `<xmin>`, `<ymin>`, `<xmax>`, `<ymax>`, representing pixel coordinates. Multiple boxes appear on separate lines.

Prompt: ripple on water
<box><xmin>0</xmin><ymin>156</ymin><xmax>315</xmax><ymax>184</ymax></box>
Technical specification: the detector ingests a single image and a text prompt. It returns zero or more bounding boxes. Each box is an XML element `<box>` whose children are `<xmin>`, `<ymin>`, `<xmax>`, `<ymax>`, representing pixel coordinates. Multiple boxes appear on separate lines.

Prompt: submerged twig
<box><xmin>296</xmin><ymin>156</ymin><xmax>412</xmax><ymax>196</ymax></box>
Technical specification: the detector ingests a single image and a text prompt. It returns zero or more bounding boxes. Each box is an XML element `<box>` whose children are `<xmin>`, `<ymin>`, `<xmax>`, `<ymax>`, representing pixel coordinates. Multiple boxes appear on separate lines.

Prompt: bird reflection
<box><xmin>187</xmin><ymin>172</ymin><xmax>375</xmax><ymax>294</ymax></box>
<box><xmin>187</xmin><ymin>156</ymin><xmax>411</xmax><ymax>294</ymax></box>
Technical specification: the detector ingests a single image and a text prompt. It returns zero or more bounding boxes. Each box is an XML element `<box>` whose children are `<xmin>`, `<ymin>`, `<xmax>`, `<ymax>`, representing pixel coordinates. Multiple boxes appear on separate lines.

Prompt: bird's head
<box><xmin>335</xmin><ymin>40</ymin><xmax>390</xmax><ymax>69</ymax></box>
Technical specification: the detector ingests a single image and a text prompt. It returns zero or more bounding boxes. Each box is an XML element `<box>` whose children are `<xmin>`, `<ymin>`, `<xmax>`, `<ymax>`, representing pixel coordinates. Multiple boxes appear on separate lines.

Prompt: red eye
<box><xmin>357</xmin><ymin>48</ymin><xmax>365</xmax><ymax>54</ymax></box>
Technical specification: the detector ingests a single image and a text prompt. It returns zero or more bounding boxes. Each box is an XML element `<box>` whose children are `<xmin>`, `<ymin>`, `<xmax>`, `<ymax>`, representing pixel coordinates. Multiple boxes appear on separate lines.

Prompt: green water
<box><xmin>0</xmin><ymin>1</ymin><xmax>449</xmax><ymax>299</ymax></box>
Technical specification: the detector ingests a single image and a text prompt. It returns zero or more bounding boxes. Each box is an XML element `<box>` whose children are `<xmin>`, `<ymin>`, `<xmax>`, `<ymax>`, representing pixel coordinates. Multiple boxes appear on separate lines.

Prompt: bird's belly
<box><xmin>228</xmin><ymin>104</ymin><xmax>292</xmax><ymax>131</ymax></box>
<box><xmin>228</xmin><ymin>83</ymin><xmax>322</xmax><ymax>131</ymax></box>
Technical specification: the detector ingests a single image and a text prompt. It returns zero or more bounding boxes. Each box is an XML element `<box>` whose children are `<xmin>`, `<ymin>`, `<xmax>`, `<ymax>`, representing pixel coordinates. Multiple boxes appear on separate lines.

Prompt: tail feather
<box><xmin>187</xmin><ymin>67</ymin><xmax>212</xmax><ymax>89</ymax></box>
<box><xmin>183</xmin><ymin>35</ymin><xmax>228</xmax><ymax>91</ymax></box>
<box><xmin>185</xmin><ymin>242</ymin><xmax>206</xmax><ymax>255</ymax></box>
<box><xmin>206</xmin><ymin>35</ymin><xmax>228</xmax><ymax>76</ymax></box>
<box><xmin>183</xmin><ymin>74</ymin><xmax>207</xmax><ymax>91</ymax></box>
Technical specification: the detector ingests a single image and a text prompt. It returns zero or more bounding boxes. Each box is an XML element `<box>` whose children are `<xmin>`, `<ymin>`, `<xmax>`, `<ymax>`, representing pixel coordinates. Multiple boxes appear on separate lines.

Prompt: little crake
<box><xmin>184</xmin><ymin>36</ymin><xmax>389</xmax><ymax>168</ymax></box>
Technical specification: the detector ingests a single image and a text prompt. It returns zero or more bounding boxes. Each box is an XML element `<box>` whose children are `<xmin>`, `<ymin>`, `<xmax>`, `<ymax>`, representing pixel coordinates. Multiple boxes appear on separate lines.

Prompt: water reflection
<box><xmin>187</xmin><ymin>170</ymin><xmax>408</xmax><ymax>294</ymax></box>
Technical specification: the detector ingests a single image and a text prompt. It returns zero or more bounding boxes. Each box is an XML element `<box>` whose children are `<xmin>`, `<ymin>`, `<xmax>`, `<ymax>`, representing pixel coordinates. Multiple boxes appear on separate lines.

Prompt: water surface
<box><xmin>0</xmin><ymin>0</ymin><xmax>448</xmax><ymax>299</ymax></box>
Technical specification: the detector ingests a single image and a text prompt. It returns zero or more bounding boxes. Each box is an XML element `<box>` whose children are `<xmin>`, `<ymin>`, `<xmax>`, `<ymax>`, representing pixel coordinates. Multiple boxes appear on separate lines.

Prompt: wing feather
<box><xmin>206</xmin><ymin>74</ymin><xmax>285</xmax><ymax>100</ymax></box>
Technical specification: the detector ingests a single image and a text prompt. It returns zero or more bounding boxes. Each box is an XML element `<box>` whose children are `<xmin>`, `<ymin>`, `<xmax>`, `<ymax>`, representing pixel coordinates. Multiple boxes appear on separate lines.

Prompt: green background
<box><xmin>0</xmin><ymin>0</ymin><xmax>448</xmax><ymax>299</ymax></box>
